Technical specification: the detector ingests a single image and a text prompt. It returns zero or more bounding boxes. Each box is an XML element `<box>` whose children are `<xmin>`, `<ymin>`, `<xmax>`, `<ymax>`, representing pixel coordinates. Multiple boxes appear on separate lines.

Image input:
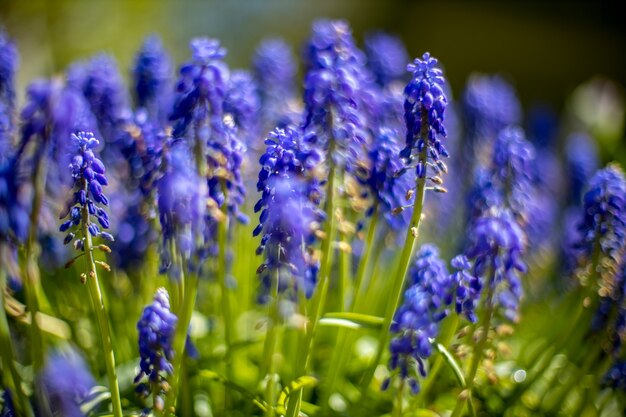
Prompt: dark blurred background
<box><xmin>1</xmin><ymin>0</ymin><xmax>625</xmax><ymax>115</ymax></box>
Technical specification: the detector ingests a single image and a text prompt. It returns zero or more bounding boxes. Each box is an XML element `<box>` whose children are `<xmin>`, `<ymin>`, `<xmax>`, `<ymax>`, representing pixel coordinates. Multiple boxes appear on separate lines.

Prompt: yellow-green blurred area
<box><xmin>1</xmin><ymin>0</ymin><xmax>625</xmax><ymax>109</ymax></box>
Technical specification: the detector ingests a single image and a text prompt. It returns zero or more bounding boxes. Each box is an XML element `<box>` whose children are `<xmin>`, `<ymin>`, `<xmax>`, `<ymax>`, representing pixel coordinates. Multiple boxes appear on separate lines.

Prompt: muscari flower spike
<box><xmin>0</xmin><ymin>156</ymin><xmax>29</xmax><ymax>243</ymax></box>
<box><xmin>39</xmin><ymin>349</ymin><xmax>96</xmax><ymax>417</ymax></box>
<box><xmin>1</xmin><ymin>29</ymin><xmax>18</xmax><ymax>157</ymax></box>
<box><xmin>383</xmin><ymin>244</ymin><xmax>452</xmax><ymax>394</ymax></box>
<box><xmin>565</xmin><ymin>132</ymin><xmax>599</xmax><ymax>206</ymax></box>
<box><xmin>400</xmin><ymin>52</ymin><xmax>449</xmax><ymax>186</ymax></box>
<box><xmin>302</xmin><ymin>19</ymin><xmax>367</xmax><ymax>164</ymax></box>
<box><xmin>67</xmin><ymin>54</ymin><xmax>131</xmax><ymax>143</ymax></box>
<box><xmin>156</xmin><ymin>141</ymin><xmax>208</xmax><ymax>276</ymax></box>
<box><xmin>353</xmin><ymin>127</ymin><xmax>413</xmax><ymax>231</ymax></box>
<box><xmin>254</xmin><ymin>127</ymin><xmax>324</xmax><ymax>302</ymax></box>
<box><xmin>135</xmin><ymin>288</ymin><xmax>178</xmax><ymax>409</ymax></box>
<box><xmin>59</xmin><ymin>132</ymin><xmax>113</xmax><ymax>250</ymax></box>
<box><xmin>463</xmin><ymin>74</ymin><xmax>522</xmax><ymax>143</ymax></box>
<box><xmin>252</xmin><ymin>38</ymin><xmax>298</xmax><ymax>128</ymax></box>
<box><xmin>133</xmin><ymin>35</ymin><xmax>172</xmax><ymax>123</ymax></box>
<box><xmin>364</xmin><ymin>32</ymin><xmax>409</xmax><ymax>87</ymax></box>
<box><xmin>223</xmin><ymin>69</ymin><xmax>261</xmax><ymax>145</ymax></box>
<box><xmin>464</xmin><ymin>208</ymin><xmax>526</xmax><ymax>321</ymax></box>
<box><xmin>578</xmin><ymin>164</ymin><xmax>626</xmax><ymax>267</ymax></box>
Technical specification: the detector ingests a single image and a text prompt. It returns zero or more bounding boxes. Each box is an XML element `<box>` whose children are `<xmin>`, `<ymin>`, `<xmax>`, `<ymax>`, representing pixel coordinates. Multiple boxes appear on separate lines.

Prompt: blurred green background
<box><xmin>1</xmin><ymin>0</ymin><xmax>625</xmax><ymax>112</ymax></box>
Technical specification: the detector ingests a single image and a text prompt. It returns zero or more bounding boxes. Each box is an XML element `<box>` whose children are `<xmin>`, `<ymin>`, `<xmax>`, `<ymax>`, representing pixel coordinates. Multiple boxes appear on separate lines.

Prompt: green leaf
<box><xmin>276</xmin><ymin>376</ymin><xmax>318</xmax><ymax>414</ymax></box>
<box><xmin>435</xmin><ymin>343</ymin><xmax>466</xmax><ymax>388</ymax></box>
<box><xmin>405</xmin><ymin>409</ymin><xmax>442</xmax><ymax>417</ymax></box>
<box><xmin>319</xmin><ymin>312</ymin><xmax>384</xmax><ymax>331</ymax></box>
<box><xmin>197</xmin><ymin>370</ymin><xmax>268</xmax><ymax>412</ymax></box>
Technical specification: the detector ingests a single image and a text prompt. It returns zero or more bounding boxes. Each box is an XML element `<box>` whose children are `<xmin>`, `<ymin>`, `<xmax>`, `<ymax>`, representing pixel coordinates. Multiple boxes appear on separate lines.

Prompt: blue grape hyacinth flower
<box><xmin>133</xmin><ymin>35</ymin><xmax>172</xmax><ymax>124</ymax></box>
<box><xmin>59</xmin><ymin>132</ymin><xmax>113</xmax><ymax>249</ymax></box>
<box><xmin>464</xmin><ymin>208</ymin><xmax>526</xmax><ymax>321</ymax></box>
<box><xmin>135</xmin><ymin>288</ymin><xmax>178</xmax><ymax>408</ymax></box>
<box><xmin>384</xmin><ymin>244</ymin><xmax>453</xmax><ymax>394</ymax></box>
<box><xmin>39</xmin><ymin>349</ymin><xmax>96</xmax><ymax>417</ymax></box>
<box><xmin>400</xmin><ymin>52</ymin><xmax>449</xmax><ymax>184</ymax></box>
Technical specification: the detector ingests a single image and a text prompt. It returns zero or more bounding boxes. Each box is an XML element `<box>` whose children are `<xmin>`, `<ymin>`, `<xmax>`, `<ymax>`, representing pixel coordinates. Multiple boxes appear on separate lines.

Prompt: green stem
<box><xmin>0</xmin><ymin>268</ymin><xmax>34</xmax><ymax>417</ymax></box>
<box><xmin>359</xmin><ymin>147</ymin><xmax>428</xmax><ymax>394</ymax></box>
<box><xmin>164</xmin><ymin>269</ymin><xmax>198</xmax><ymax>415</ymax></box>
<box><xmin>351</xmin><ymin>207</ymin><xmax>379</xmax><ymax>311</ymax></box>
<box><xmin>286</xmin><ymin>147</ymin><xmax>338</xmax><ymax>417</ymax></box>
<box><xmin>263</xmin><ymin>268</ymin><xmax>281</xmax><ymax>417</ymax></box>
<box><xmin>24</xmin><ymin>155</ymin><xmax>48</xmax><ymax>371</ymax></box>
<box><xmin>321</xmin><ymin>208</ymin><xmax>380</xmax><ymax>409</ymax></box>
<box><xmin>392</xmin><ymin>380</ymin><xmax>405</xmax><ymax>417</ymax></box>
<box><xmin>217</xmin><ymin>215</ymin><xmax>233</xmax><ymax>374</ymax></box>
<box><xmin>450</xmin><ymin>269</ymin><xmax>496</xmax><ymax>417</ymax></box>
<box><xmin>81</xmin><ymin>204</ymin><xmax>122</xmax><ymax>417</ymax></box>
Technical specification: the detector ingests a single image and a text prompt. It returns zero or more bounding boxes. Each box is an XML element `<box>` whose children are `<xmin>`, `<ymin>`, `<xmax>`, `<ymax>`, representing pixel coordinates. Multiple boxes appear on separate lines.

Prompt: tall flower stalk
<box><xmin>59</xmin><ymin>132</ymin><xmax>121</xmax><ymax>417</ymax></box>
<box><xmin>360</xmin><ymin>52</ymin><xmax>449</xmax><ymax>393</ymax></box>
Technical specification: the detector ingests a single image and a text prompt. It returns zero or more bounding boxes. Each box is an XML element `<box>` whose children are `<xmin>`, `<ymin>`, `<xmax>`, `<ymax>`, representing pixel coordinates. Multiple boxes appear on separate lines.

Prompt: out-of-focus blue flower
<box><xmin>135</xmin><ymin>288</ymin><xmax>177</xmax><ymax>405</ymax></box>
<box><xmin>0</xmin><ymin>30</ymin><xmax>18</xmax><ymax>158</ymax></box>
<box><xmin>0</xmin><ymin>157</ymin><xmax>29</xmax><ymax>243</ymax></box>
<box><xmin>254</xmin><ymin>127</ymin><xmax>323</xmax><ymax>301</ymax></box>
<box><xmin>354</xmin><ymin>128</ymin><xmax>413</xmax><ymax>230</ymax></box>
<box><xmin>364</xmin><ymin>32</ymin><xmax>409</xmax><ymax>87</ymax></box>
<box><xmin>302</xmin><ymin>19</ymin><xmax>366</xmax><ymax>164</ymax></box>
<box><xmin>384</xmin><ymin>244</ymin><xmax>452</xmax><ymax>394</ymax></box>
<box><xmin>133</xmin><ymin>35</ymin><xmax>172</xmax><ymax>124</ymax></box>
<box><xmin>19</xmin><ymin>79</ymin><xmax>96</xmax><ymax>193</ymax></box>
<box><xmin>224</xmin><ymin>69</ymin><xmax>261</xmax><ymax>145</ymax></box>
<box><xmin>400</xmin><ymin>52</ymin><xmax>449</xmax><ymax>184</ymax></box>
<box><xmin>157</xmin><ymin>141</ymin><xmax>205</xmax><ymax>276</ymax></box>
<box><xmin>170</xmin><ymin>38</ymin><xmax>248</xmax><ymax>235</ymax></box>
<box><xmin>67</xmin><ymin>54</ymin><xmax>131</xmax><ymax>143</ymax></box>
<box><xmin>39</xmin><ymin>349</ymin><xmax>96</xmax><ymax>417</ymax></box>
<box><xmin>252</xmin><ymin>38</ymin><xmax>298</xmax><ymax>128</ymax></box>
<box><xmin>110</xmin><ymin>192</ymin><xmax>157</xmax><ymax>271</ymax></box>
<box><xmin>59</xmin><ymin>132</ymin><xmax>113</xmax><ymax>248</ymax></box>
<box><xmin>463</xmin><ymin>74</ymin><xmax>521</xmax><ymax>144</ymax></box>
<box><xmin>170</xmin><ymin>38</ymin><xmax>228</xmax><ymax>140</ymax></box>
<box><xmin>491</xmin><ymin>126</ymin><xmax>536</xmax><ymax>216</ymax></box>
<box><xmin>579</xmin><ymin>165</ymin><xmax>626</xmax><ymax>264</ymax></box>
<box><xmin>465</xmin><ymin>209</ymin><xmax>526</xmax><ymax>321</ymax></box>
<box><xmin>565</xmin><ymin>133</ymin><xmax>599</xmax><ymax>206</ymax></box>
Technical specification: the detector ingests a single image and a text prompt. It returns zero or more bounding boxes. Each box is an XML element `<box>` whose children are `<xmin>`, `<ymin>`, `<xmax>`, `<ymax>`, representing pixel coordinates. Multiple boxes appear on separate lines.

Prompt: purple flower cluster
<box><xmin>579</xmin><ymin>165</ymin><xmax>626</xmax><ymax>264</ymax></box>
<box><xmin>302</xmin><ymin>19</ymin><xmax>366</xmax><ymax>162</ymax></box>
<box><xmin>133</xmin><ymin>35</ymin><xmax>172</xmax><ymax>124</ymax></box>
<box><xmin>19</xmin><ymin>79</ymin><xmax>95</xmax><ymax>193</ymax></box>
<box><xmin>254</xmin><ymin>127</ymin><xmax>323</xmax><ymax>301</ymax></box>
<box><xmin>364</xmin><ymin>32</ymin><xmax>409</xmax><ymax>87</ymax></box>
<box><xmin>0</xmin><ymin>30</ymin><xmax>18</xmax><ymax>156</ymax></box>
<box><xmin>135</xmin><ymin>288</ymin><xmax>178</xmax><ymax>403</ymax></box>
<box><xmin>400</xmin><ymin>52</ymin><xmax>449</xmax><ymax>182</ymax></box>
<box><xmin>451</xmin><ymin>255</ymin><xmax>482</xmax><ymax>322</ymax></box>
<box><xmin>385</xmin><ymin>244</ymin><xmax>452</xmax><ymax>394</ymax></box>
<box><xmin>602</xmin><ymin>360</ymin><xmax>626</xmax><ymax>390</ymax></box>
<box><xmin>67</xmin><ymin>54</ymin><xmax>131</xmax><ymax>144</ymax></box>
<box><xmin>463</xmin><ymin>74</ymin><xmax>521</xmax><ymax>143</ymax></box>
<box><xmin>565</xmin><ymin>133</ymin><xmax>599</xmax><ymax>206</ymax></box>
<box><xmin>171</xmin><ymin>38</ymin><xmax>247</xmax><ymax>230</ymax></box>
<box><xmin>224</xmin><ymin>69</ymin><xmax>261</xmax><ymax>144</ymax></box>
<box><xmin>355</xmin><ymin>127</ymin><xmax>412</xmax><ymax>230</ymax></box>
<box><xmin>464</xmin><ymin>209</ymin><xmax>526</xmax><ymax>321</ymax></box>
<box><xmin>0</xmin><ymin>157</ymin><xmax>29</xmax><ymax>243</ymax></box>
<box><xmin>157</xmin><ymin>142</ymin><xmax>204</xmax><ymax>274</ymax></box>
<box><xmin>59</xmin><ymin>132</ymin><xmax>113</xmax><ymax>247</ymax></box>
<box><xmin>39</xmin><ymin>349</ymin><xmax>96</xmax><ymax>417</ymax></box>
<box><xmin>170</xmin><ymin>38</ymin><xmax>228</xmax><ymax>139</ymax></box>
<box><xmin>252</xmin><ymin>38</ymin><xmax>298</xmax><ymax>128</ymax></box>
